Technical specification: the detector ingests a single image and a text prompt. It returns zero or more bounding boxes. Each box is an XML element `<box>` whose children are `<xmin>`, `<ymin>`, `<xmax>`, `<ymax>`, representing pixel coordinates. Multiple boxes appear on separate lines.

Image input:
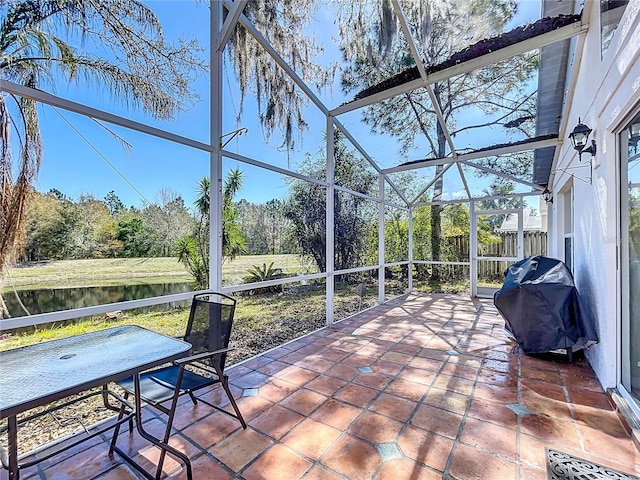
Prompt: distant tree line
<box><xmin>19</xmin><ymin>186</ymin><xmax>298</xmax><ymax>263</ymax></box>
<box><xmin>19</xmin><ymin>143</ymin><xmax>514</xmax><ymax>286</ymax></box>
<box><xmin>23</xmin><ymin>189</ymin><xmax>187</xmax><ymax>261</ymax></box>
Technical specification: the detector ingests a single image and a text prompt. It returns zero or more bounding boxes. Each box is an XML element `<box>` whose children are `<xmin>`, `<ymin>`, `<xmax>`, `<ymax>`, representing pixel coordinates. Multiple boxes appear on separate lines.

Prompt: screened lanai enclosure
<box><xmin>0</xmin><ymin>0</ymin><xmax>589</xmax><ymax>333</ymax></box>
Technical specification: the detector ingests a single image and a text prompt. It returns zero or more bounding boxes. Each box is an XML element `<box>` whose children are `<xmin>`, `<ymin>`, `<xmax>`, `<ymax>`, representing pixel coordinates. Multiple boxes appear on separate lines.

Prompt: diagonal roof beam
<box><xmin>410</xmin><ymin>163</ymin><xmax>454</xmax><ymax>205</ymax></box>
<box><xmin>333</xmin><ymin>120</ymin><xmax>409</xmax><ymax>205</ymax></box>
<box><xmin>331</xmin><ymin>20</ymin><xmax>588</xmax><ymax>117</ymax></box>
<box><xmin>458</xmin><ymin>159</ymin><xmax>543</xmax><ymax>191</ymax></box>
<box><xmin>222</xmin><ymin>0</ymin><xmax>408</xmax><ymax>205</ymax></box>
<box><xmin>223</xmin><ymin>0</ymin><xmax>329</xmax><ymax>116</ymax></box>
<box><xmin>384</xmin><ymin>135</ymin><xmax>558</xmax><ymax>173</ymax></box>
<box><xmin>1</xmin><ymin>80</ymin><xmax>211</xmax><ymax>151</ymax></box>
<box><xmin>456</xmin><ymin>162</ymin><xmax>472</xmax><ymax>199</ymax></box>
<box><xmin>390</xmin><ymin>0</ymin><xmax>457</xmax><ymax>159</ymax></box>
<box><xmin>219</xmin><ymin>0</ymin><xmax>248</xmax><ymax>51</ymax></box>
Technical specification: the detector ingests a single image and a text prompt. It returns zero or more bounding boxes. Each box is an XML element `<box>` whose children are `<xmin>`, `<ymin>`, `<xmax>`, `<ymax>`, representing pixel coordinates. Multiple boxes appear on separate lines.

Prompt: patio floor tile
<box><xmin>384</xmin><ymin>378</ymin><xmax>428</xmax><ymax>402</ymax></box>
<box><xmin>517</xmin><ymin>464</ymin><xmax>548</xmax><ymax>480</ymax></box>
<box><xmin>275</xmin><ymin>365</ymin><xmax>319</xmax><ymax>386</ymax></box>
<box><xmin>473</xmin><ymin>382</ymin><xmax>518</xmax><ymax>404</ymax></box>
<box><xmin>281</xmin><ymin>418</ymin><xmax>341</xmax><ymax>458</ymax></box>
<box><xmin>467</xmin><ymin>396</ymin><xmax>519</xmax><ymax>429</ymax></box>
<box><xmin>432</xmin><ymin>373</ymin><xmax>474</xmax><ymax>395</ymax></box>
<box><xmin>519</xmin><ymin>414</ymin><xmax>582</xmax><ymax>449</ymax></box>
<box><xmin>305</xmin><ymin>374</ymin><xmax>349</xmax><ymax>396</ymax></box>
<box><xmin>320</xmin><ymin>435</ymin><xmax>382</xmax><ymax>480</ymax></box>
<box><xmin>256</xmin><ymin>377</ymin><xmax>298</xmax><ymax>403</ymax></box>
<box><xmin>181</xmin><ymin>411</ymin><xmax>242</xmax><ymax>449</ymax></box>
<box><xmin>298</xmin><ymin>356</ymin><xmax>336</xmax><ymax>373</ymax></box>
<box><xmin>522</xmin><ymin>376</ymin><xmax>566</xmax><ymax>396</ymax></box>
<box><xmin>250</xmin><ymin>404</ymin><xmax>305</xmax><ymax>440</ymax></box>
<box><xmin>422</xmin><ymin>387</ymin><xmax>469</xmax><ymax>414</ymax></box>
<box><xmin>310</xmin><ymin>398</ymin><xmax>361</xmax><ymax>430</ymax></box>
<box><xmin>93</xmin><ymin>464</ymin><xmax>140</xmax><ymax>479</ymax></box>
<box><xmin>374</xmin><ymin>458</ymin><xmax>442</xmax><ymax>480</ymax></box>
<box><xmin>348</xmin><ymin>411</ymin><xmax>404</xmax><ymax>444</ymax></box>
<box><xmin>369</xmin><ymin>392</ymin><xmax>417</xmax><ymax>422</ymax></box>
<box><xmin>165</xmin><ymin>454</ymin><xmax>233</xmax><ymax>480</ymax></box>
<box><xmin>302</xmin><ymin>465</ymin><xmax>344</xmax><ymax>480</ymax></box>
<box><xmin>325</xmin><ymin>363</ymin><xmax>359</xmax><ymax>381</ymax></box>
<box><xmin>241</xmin><ymin>444</ymin><xmax>312</xmax><ymax>480</ymax></box>
<box><xmin>410</xmin><ymin>404</ymin><xmax>463</xmax><ymax>439</ymax></box>
<box><xmin>41</xmin><ymin>444</ymin><xmax>121</xmax><ymax>480</ymax></box>
<box><xmin>278</xmin><ymin>388</ymin><xmax>327</xmax><ymax>416</ymax></box>
<box><xmin>448</xmin><ymin>443</ymin><xmax>517</xmax><ymax>480</ymax></box>
<box><xmin>334</xmin><ymin>383</ymin><xmax>378</xmax><ymax>407</ymax></box>
<box><xmin>567</xmin><ymin>386</ymin><xmax>614</xmax><ymax>409</ymax></box>
<box><xmin>578</xmin><ymin>423</ymin><xmax>640</xmax><ymax>465</ymax></box>
<box><xmin>210</xmin><ymin>428</ymin><xmax>273</xmax><ymax>472</ymax></box>
<box><xmin>458</xmin><ymin>416</ymin><xmax>518</xmax><ymax>459</ymax></box>
<box><xmin>12</xmin><ymin>293</ymin><xmax>640</xmax><ymax>480</ymax></box>
<box><xmin>396</xmin><ymin>426</ymin><xmax>454</xmax><ymax>472</ymax></box>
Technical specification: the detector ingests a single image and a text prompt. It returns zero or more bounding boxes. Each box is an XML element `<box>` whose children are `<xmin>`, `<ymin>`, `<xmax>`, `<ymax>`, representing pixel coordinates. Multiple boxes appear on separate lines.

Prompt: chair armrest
<box><xmin>174</xmin><ymin>347</ymin><xmax>234</xmax><ymax>365</ymax></box>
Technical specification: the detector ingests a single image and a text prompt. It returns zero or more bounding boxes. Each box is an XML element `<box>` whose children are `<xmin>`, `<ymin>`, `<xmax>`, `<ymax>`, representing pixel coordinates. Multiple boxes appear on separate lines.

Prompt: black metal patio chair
<box><xmin>110</xmin><ymin>292</ymin><xmax>246</xmax><ymax>480</ymax></box>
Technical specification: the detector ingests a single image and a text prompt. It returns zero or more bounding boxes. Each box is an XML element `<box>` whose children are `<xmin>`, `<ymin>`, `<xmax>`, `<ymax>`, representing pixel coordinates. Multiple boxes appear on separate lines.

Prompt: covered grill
<box><xmin>493</xmin><ymin>256</ymin><xmax>598</xmax><ymax>358</ymax></box>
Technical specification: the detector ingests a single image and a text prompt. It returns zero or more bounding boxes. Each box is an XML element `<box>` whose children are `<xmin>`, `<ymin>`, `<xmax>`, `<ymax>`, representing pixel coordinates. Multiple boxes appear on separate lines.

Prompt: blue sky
<box><xmin>29</xmin><ymin>0</ymin><xmax>543</xmax><ymax>211</ymax></box>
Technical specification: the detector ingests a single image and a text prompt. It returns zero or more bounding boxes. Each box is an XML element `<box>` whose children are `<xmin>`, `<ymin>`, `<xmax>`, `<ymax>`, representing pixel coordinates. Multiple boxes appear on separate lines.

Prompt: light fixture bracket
<box><xmin>578</xmin><ymin>139</ymin><xmax>597</xmax><ymax>161</ymax></box>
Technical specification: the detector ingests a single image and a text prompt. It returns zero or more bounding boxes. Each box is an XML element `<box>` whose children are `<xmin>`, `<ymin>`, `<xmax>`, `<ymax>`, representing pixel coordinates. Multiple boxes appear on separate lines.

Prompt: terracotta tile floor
<box><xmin>6</xmin><ymin>293</ymin><xmax>640</xmax><ymax>480</ymax></box>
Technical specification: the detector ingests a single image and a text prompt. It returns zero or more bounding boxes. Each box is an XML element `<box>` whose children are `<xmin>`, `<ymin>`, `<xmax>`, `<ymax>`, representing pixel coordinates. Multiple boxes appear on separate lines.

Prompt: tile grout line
<box><xmin>441</xmin><ymin>308</ymin><xmax>485</xmax><ymax>479</ymax></box>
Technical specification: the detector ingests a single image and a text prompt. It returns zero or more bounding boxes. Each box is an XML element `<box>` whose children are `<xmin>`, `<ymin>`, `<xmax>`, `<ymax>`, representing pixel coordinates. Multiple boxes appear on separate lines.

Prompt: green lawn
<box><xmin>0</xmin><ymin>283</ymin><xmax>365</xmax><ymax>367</ymax></box>
<box><xmin>5</xmin><ymin>258</ymin><xmax>191</xmax><ymax>290</ymax></box>
<box><xmin>4</xmin><ymin>254</ymin><xmax>314</xmax><ymax>291</ymax></box>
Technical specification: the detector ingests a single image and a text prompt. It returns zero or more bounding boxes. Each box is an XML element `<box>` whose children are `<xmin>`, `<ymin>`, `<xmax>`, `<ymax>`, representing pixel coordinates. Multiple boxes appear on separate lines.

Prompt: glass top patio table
<box><xmin>0</xmin><ymin>325</ymin><xmax>191</xmax><ymax>419</ymax></box>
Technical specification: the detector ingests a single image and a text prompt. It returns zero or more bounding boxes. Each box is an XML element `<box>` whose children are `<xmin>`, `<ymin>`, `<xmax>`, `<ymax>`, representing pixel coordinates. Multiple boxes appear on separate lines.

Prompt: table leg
<box><xmin>8</xmin><ymin>416</ymin><xmax>19</xmax><ymax>480</ymax></box>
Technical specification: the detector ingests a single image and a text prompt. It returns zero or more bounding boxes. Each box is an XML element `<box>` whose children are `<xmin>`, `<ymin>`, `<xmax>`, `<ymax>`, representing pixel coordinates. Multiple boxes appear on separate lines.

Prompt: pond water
<box><xmin>3</xmin><ymin>282</ymin><xmax>195</xmax><ymax>318</ymax></box>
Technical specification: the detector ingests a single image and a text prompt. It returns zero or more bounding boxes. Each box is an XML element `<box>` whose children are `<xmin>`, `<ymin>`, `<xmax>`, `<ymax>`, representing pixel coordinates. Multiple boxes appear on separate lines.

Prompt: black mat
<box><xmin>546</xmin><ymin>448</ymin><xmax>639</xmax><ymax>480</ymax></box>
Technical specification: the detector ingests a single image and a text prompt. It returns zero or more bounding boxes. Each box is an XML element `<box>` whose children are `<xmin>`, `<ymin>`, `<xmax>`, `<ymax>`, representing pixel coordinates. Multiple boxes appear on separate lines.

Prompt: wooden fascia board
<box><xmin>331</xmin><ymin>20</ymin><xmax>588</xmax><ymax>116</ymax></box>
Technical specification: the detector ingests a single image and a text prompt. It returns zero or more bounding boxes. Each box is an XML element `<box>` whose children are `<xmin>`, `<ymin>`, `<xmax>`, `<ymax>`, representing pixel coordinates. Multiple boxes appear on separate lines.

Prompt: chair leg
<box><xmin>154</xmin><ymin>367</ymin><xmax>191</xmax><ymax>480</ymax></box>
<box><xmin>221</xmin><ymin>374</ymin><xmax>247</xmax><ymax>429</ymax></box>
<box><xmin>210</xmin><ymin>357</ymin><xmax>246</xmax><ymax>429</ymax></box>
<box><xmin>188</xmin><ymin>391</ymin><xmax>198</xmax><ymax>405</ymax></box>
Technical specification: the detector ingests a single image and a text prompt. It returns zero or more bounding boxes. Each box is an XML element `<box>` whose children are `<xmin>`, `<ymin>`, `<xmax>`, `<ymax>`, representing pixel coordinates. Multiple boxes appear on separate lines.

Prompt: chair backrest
<box><xmin>184</xmin><ymin>292</ymin><xmax>236</xmax><ymax>371</ymax></box>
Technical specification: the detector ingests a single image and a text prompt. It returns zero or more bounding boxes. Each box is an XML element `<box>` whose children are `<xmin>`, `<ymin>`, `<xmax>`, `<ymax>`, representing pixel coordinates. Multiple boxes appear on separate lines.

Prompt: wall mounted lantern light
<box><xmin>568</xmin><ymin>118</ymin><xmax>597</xmax><ymax>161</ymax></box>
<box><xmin>629</xmin><ymin>121</ymin><xmax>640</xmax><ymax>154</ymax></box>
<box><xmin>542</xmin><ymin>187</ymin><xmax>553</xmax><ymax>204</ymax></box>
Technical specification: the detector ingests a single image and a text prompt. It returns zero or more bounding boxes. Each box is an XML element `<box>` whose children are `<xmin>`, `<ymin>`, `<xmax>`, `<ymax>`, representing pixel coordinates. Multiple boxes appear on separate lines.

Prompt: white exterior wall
<box><xmin>548</xmin><ymin>1</ymin><xmax>640</xmax><ymax>389</ymax></box>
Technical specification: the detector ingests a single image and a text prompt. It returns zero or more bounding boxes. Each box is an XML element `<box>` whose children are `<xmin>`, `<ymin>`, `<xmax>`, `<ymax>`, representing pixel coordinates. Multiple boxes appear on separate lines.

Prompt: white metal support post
<box><xmin>326</xmin><ymin>116</ymin><xmax>335</xmax><ymax>326</ymax></box>
<box><xmin>379</xmin><ymin>175</ymin><xmax>386</xmax><ymax>304</ymax></box>
<box><xmin>210</xmin><ymin>1</ymin><xmax>224</xmax><ymax>291</ymax></box>
<box><xmin>517</xmin><ymin>198</ymin><xmax>525</xmax><ymax>260</ymax></box>
<box><xmin>470</xmin><ymin>200</ymin><xmax>478</xmax><ymax>297</ymax></box>
<box><xmin>408</xmin><ymin>206</ymin><xmax>414</xmax><ymax>292</ymax></box>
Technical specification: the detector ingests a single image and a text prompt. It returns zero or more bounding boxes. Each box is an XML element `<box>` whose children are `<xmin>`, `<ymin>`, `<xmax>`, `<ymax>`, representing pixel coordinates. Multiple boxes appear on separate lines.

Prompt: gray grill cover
<box><xmin>493</xmin><ymin>256</ymin><xmax>598</xmax><ymax>354</ymax></box>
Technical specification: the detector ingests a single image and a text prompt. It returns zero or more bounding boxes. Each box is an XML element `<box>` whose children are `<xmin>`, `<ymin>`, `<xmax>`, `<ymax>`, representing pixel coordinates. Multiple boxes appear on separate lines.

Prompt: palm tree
<box><xmin>192</xmin><ymin>170</ymin><xmax>247</xmax><ymax>261</ymax></box>
<box><xmin>221</xmin><ymin>168</ymin><xmax>247</xmax><ymax>260</ymax></box>
<box><xmin>0</xmin><ymin>0</ymin><xmax>205</xmax><ymax>317</ymax></box>
<box><xmin>177</xmin><ymin>169</ymin><xmax>246</xmax><ymax>288</ymax></box>
<box><xmin>193</xmin><ymin>168</ymin><xmax>247</xmax><ymax>260</ymax></box>
<box><xmin>479</xmin><ymin>181</ymin><xmax>521</xmax><ymax>229</ymax></box>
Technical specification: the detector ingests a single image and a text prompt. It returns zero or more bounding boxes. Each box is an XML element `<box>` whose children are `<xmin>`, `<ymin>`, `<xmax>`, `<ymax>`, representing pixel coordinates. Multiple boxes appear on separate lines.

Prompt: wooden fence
<box><xmin>431</xmin><ymin>231</ymin><xmax>548</xmax><ymax>282</ymax></box>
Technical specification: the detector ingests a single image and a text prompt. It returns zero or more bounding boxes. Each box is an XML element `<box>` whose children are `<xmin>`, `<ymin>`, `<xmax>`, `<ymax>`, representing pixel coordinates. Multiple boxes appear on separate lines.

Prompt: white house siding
<box><xmin>548</xmin><ymin>1</ymin><xmax>640</xmax><ymax>389</ymax></box>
